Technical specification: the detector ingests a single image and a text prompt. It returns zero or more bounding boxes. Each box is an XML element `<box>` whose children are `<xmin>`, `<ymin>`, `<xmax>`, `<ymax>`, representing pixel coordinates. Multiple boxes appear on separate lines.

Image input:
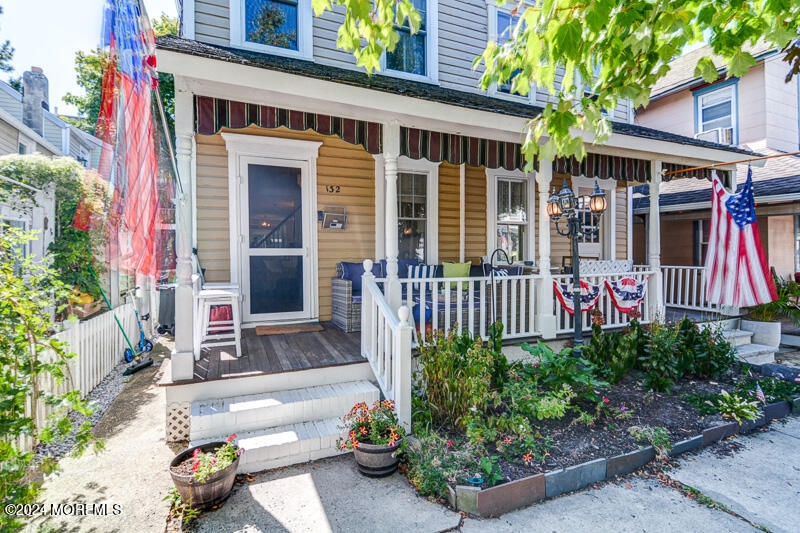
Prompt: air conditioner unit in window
<box><xmin>694</xmin><ymin>127</ymin><xmax>734</xmax><ymax>145</ymax></box>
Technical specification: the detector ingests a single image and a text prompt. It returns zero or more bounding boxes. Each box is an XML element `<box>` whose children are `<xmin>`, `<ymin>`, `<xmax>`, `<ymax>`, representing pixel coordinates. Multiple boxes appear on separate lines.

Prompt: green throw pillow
<box><xmin>442</xmin><ymin>261</ymin><xmax>471</xmax><ymax>290</ymax></box>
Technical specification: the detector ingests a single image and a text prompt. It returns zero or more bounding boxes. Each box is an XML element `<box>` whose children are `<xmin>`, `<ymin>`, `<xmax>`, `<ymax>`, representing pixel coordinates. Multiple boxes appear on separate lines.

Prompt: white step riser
<box><xmin>191</xmin><ymin>382</ymin><xmax>378</xmax><ymax>441</ymax></box>
<box><xmin>724</xmin><ymin>331</ymin><xmax>753</xmax><ymax>347</ymax></box>
<box><xmin>780</xmin><ymin>334</ymin><xmax>800</xmax><ymax>348</ymax></box>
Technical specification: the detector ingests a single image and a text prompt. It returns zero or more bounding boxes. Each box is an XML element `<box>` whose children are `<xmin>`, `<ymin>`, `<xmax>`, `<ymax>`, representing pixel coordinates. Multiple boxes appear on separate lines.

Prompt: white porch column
<box><xmin>383</xmin><ymin>120</ymin><xmax>402</xmax><ymax>309</ymax></box>
<box><xmin>535</xmin><ymin>160</ymin><xmax>557</xmax><ymax>339</ymax></box>
<box><xmin>648</xmin><ymin>160</ymin><xmax>665</xmax><ymax>319</ymax></box>
<box><xmin>171</xmin><ymin>84</ymin><xmax>195</xmax><ymax>381</ymax></box>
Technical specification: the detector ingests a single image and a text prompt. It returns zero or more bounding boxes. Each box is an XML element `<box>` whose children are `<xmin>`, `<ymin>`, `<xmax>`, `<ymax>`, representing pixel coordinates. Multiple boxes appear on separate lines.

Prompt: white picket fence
<box><xmin>21</xmin><ymin>302</ymin><xmax>138</xmax><ymax>452</ymax></box>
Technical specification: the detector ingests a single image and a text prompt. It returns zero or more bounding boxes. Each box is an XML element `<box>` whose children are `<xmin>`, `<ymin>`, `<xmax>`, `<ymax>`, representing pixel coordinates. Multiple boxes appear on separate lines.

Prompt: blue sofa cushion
<box><xmin>379</xmin><ymin>258</ymin><xmax>420</xmax><ymax>279</ymax></box>
<box><xmin>338</xmin><ymin>261</ymin><xmax>383</xmax><ymax>295</ymax></box>
<box><xmin>483</xmin><ymin>264</ymin><xmax>524</xmax><ymax>277</ymax></box>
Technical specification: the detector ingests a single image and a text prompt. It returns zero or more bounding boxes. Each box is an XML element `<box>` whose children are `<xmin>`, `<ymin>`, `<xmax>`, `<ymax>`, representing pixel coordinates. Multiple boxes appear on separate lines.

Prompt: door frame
<box><xmin>222</xmin><ymin>133</ymin><xmax>322</xmax><ymax>325</ymax></box>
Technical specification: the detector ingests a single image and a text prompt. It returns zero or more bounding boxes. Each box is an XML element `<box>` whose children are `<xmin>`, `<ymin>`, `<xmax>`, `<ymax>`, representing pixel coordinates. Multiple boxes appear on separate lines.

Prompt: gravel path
<box><xmin>34</xmin><ymin>359</ymin><xmax>133</xmax><ymax>461</ymax></box>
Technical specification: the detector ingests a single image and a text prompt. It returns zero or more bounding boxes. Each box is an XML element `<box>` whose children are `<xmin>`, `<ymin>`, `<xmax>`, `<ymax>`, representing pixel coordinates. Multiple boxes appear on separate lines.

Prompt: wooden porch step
<box><xmin>722</xmin><ymin>329</ymin><xmax>753</xmax><ymax>347</ymax></box>
<box><xmin>190</xmin><ymin>380</ymin><xmax>379</xmax><ymax>442</ymax></box>
<box><xmin>735</xmin><ymin>343</ymin><xmax>776</xmax><ymax>365</ymax></box>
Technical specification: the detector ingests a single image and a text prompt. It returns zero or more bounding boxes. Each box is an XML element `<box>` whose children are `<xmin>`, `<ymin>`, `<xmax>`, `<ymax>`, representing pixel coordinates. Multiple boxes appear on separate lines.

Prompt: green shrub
<box><xmin>416</xmin><ymin>328</ymin><xmax>498</xmax><ymax>429</ymax></box>
<box><xmin>707</xmin><ymin>390</ymin><xmax>760</xmax><ymax>424</ymax></box>
<box><xmin>404</xmin><ymin>433</ymin><xmax>481</xmax><ymax>499</ymax></box>
<box><xmin>519</xmin><ymin>341</ymin><xmax>607</xmax><ymax>402</ymax></box>
<box><xmin>0</xmin><ymin>228</ymin><xmax>99</xmax><ymax>532</ymax></box>
<box><xmin>640</xmin><ymin>320</ymin><xmax>682</xmax><ymax>392</ymax></box>
<box><xmin>684</xmin><ymin>392</ymin><xmax>721</xmax><ymax>415</ymax></box>
<box><xmin>735</xmin><ymin>376</ymin><xmax>800</xmax><ymax>403</ymax></box>
<box><xmin>679</xmin><ymin>320</ymin><xmax>735</xmax><ymax>378</ymax></box>
<box><xmin>628</xmin><ymin>425</ymin><xmax>672</xmax><ymax>459</ymax></box>
<box><xmin>503</xmin><ymin>380</ymin><xmax>575</xmax><ymax>421</ymax></box>
<box><xmin>584</xmin><ymin>320</ymin><xmax>646</xmax><ymax>384</ymax></box>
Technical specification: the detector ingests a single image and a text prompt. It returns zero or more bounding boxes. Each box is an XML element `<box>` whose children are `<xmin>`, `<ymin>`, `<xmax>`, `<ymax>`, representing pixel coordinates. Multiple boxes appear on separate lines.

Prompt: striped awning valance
<box><xmin>194</xmin><ymin>96</ymin><xmax>383</xmax><ymax>154</ymax></box>
<box><xmin>554</xmin><ymin>154</ymin><xmax>652</xmax><ymax>183</ymax></box>
<box><xmin>661</xmin><ymin>162</ymin><xmax>729</xmax><ymax>182</ymax></box>
<box><xmin>401</xmin><ymin>127</ymin><xmax>528</xmax><ymax>171</ymax></box>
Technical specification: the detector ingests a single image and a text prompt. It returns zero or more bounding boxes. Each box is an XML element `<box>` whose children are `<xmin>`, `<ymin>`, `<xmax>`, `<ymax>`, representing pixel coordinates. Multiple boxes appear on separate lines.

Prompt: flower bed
<box><xmin>401</xmin><ymin>318</ymin><xmax>800</xmax><ymax>516</ymax></box>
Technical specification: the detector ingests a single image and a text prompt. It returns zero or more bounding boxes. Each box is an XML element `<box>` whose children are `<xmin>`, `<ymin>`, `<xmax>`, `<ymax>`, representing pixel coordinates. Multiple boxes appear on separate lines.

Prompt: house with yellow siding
<box><xmin>155</xmin><ymin>0</ymin><xmax>754</xmax><ymax>472</ymax></box>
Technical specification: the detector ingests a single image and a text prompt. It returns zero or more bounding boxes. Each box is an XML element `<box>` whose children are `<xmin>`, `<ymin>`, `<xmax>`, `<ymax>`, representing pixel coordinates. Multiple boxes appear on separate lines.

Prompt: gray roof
<box><xmin>156</xmin><ymin>35</ymin><xmax>756</xmax><ymax>157</ymax></box>
<box><xmin>651</xmin><ymin>41</ymin><xmax>777</xmax><ymax>98</ymax></box>
<box><xmin>633</xmin><ymin>151</ymin><xmax>800</xmax><ymax>212</ymax></box>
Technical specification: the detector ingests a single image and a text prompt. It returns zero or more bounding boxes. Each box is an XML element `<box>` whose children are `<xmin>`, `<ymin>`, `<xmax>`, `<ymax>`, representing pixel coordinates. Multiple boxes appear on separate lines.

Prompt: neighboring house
<box><xmin>633</xmin><ymin>43</ymin><xmax>800</xmax><ymax>280</ymax></box>
<box><xmin>0</xmin><ymin>67</ymin><xmax>103</xmax><ymax>263</ymax></box>
<box><xmin>0</xmin><ymin>67</ymin><xmax>103</xmax><ymax>166</ymax></box>
<box><xmin>155</xmin><ymin>1</ymin><xmax>754</xmax><ymax>470</ymax></box>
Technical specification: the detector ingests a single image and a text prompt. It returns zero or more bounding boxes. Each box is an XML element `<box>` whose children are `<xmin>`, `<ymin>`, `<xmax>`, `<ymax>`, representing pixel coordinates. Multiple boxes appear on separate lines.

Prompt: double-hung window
<box><xmin>496</xmin><ymin>11</ymin><xmax>522</xmax><ymax>96</ymax></box>
<box><xmin>695</xmin><ymin>83</ymin><xmax>737</xmax><ymax>144</ymax></box>
<box><xmin>397</xmin><ymin>172</ymin><xmax>428</xmax><ymax>262</ymax></box>
<box><xmin>385</xmin><ymin>0</ymin><xmax>437</xmax><ymax>82</ymax></box>
<box><xmin>496</xmin><ymin>178</ymin><xmax>528</xmax><ymax>261</ymax></box>
<box><xmin>232</xmin><ymin>0</ymin><xmax>312</xmax><ymax>59</ymax></box>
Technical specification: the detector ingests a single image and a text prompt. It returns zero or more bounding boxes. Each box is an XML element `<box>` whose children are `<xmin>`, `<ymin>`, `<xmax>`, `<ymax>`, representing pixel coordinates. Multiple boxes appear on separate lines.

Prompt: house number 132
<box><xmin>325</xmin><ymin>185</ymin><xmax>341</xmax><ymax>193</ymax></box>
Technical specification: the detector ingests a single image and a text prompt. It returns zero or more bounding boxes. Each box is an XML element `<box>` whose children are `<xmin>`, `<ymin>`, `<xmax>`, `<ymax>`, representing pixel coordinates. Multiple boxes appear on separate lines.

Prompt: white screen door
<box><xmin>239</xmin><ymin>156</ymin><xmax>313</xmax><ymax>322</ymax></box>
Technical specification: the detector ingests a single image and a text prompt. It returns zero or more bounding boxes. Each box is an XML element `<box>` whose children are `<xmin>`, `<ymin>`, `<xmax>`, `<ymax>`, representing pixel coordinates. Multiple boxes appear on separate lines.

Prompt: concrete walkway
<box><xmin>27</xmin><ymin>344</ymin><xmax>175</xmax><ymax>533</ymax></box>
<box><xmin>670</xmin><ymin>418</ymin><xmax>800</xmax><ymax>533</ymax></box>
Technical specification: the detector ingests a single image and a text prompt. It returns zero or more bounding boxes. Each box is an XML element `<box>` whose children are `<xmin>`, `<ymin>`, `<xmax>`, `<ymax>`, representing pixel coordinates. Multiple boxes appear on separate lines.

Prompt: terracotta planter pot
<box><xmin>170</xmin><ymin>442</ymin><xmax>240</xmax><ymax>510</ymax></box>
<box><xmin>741</xmin><ymin>319</ymin><xmax>781</xmax><ymax>348</ymax></box>
<box><xmin>353</xmin><ymin>438</ymin><xmax>402</xmax><ymax>477</ymax></box>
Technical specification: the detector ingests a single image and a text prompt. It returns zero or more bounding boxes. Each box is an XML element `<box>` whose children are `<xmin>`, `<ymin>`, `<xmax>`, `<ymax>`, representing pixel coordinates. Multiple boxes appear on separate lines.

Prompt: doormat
<box><xmin>255</xmin><ymin>323</ymin><xmax>324</xmax><ymax>336</ymax></box>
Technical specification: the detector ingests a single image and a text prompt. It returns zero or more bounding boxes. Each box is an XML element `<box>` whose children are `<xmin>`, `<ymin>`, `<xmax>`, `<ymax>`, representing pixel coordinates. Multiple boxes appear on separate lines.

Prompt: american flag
<box><xmin>73</xmin><ymin>0</ymin><xmax>162</xmax><ymax>278</ymax></box>
<box><xmin>705</xmin><ymin>169</ymin><xmax>778</xmax><ymax>307</ymax></box>
<box><xmin>755</xmin><ymin>382</ymin><xmax>767</xmax><ymax>404</ymax></box>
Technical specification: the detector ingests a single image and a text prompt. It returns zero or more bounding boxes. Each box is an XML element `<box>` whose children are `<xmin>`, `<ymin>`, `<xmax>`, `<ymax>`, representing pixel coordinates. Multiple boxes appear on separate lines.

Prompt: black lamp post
<box><xmin>547</xmin><ymin>179</ymin><xmax>607</xmax><ymax>356</ymax></box>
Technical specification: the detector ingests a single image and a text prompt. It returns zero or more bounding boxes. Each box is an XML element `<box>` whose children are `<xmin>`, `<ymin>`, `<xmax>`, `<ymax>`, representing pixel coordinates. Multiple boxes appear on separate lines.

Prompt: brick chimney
<box><xmin>22</xmin><ymin>67</ymin><xmax>49</xmax><ymax>137</ymax></box>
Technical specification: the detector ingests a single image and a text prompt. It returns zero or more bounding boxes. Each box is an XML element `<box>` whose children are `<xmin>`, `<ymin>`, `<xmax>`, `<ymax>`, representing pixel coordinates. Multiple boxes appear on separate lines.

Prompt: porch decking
<box><xmin>190</xmin><ymin>322</ymin><xmax>364</xmax><ymax>383</ymax></box>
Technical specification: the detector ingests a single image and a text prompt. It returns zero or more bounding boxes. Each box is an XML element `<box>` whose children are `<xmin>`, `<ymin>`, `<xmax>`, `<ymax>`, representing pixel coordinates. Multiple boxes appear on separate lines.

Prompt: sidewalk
<box><xmin>27</xmin><ymin>343</ymin><xmax>175</xmax><ymax>533</ymax></box>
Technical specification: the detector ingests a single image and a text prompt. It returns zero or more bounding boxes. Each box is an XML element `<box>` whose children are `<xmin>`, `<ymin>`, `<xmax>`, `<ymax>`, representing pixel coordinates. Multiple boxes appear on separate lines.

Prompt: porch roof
<box><xmin>157</xmin><ymin>35</ymin><xmax>756</xmax><ymax>158</ymax></box>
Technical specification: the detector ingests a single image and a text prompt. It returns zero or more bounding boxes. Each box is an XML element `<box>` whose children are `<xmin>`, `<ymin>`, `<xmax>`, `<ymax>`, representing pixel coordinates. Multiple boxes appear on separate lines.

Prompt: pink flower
<box><xmin>603</xmin><ymin>397</ymin><xmax>610</xmax><ymax>404</ymax></box>
<box><xmin>192</xmin><ymin>448</ymin><xmax>201</xmax><ymax>459</ymax></box>
<box><xmin>503</xmin><ymin>437</ymin><xmax>512</xmax><ymax>445</ymax></box>
<box><xmin>226</xmin><ymin>433</ymin><xmax>237</xmax><ymax>442</ymax></box>
<box><xmin>446</xmin><ymin>440</ymin><xmax>454</xmax><ymax>448</ymax></box>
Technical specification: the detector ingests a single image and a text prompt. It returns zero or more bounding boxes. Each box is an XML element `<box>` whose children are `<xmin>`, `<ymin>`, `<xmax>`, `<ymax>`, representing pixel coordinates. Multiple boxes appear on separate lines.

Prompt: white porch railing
<box><xmin>553</xmin><ymin>271</ymin><xmax>654</xmax><ymax>334</ymax></box>
<box><xmin>388</xmin><ymin>275</ymin><xmax>543</xmax><ymax>341</ymax></box>
<box><xmin>360</xmin><ymin>270</ymin><xmax>413</xmax><ymax>429</ymax></box>
<box><xmin>660</xmin><ymin>265</ymin><xmax>719</xmax><ymax>313</ymax></box>
<box><xmin>21</xmin><ymin>302</ymin><xmax>137</xmax><ymax>452</ymax></box>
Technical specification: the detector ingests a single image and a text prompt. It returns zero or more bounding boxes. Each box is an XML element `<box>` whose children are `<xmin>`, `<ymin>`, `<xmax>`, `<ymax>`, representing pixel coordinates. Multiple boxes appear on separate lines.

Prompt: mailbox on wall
<box><xmin>320</xmin><ymin>206</ymin><xmax>347</xmax><ymax>230</ymax></box>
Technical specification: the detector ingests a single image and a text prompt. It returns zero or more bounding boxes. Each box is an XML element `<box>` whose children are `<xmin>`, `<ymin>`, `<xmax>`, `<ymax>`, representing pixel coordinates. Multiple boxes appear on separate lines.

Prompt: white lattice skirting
<box><xmin>166</xmin><ymin>402</ymin><xmax>191</xmax><ymax>442</ymax></box>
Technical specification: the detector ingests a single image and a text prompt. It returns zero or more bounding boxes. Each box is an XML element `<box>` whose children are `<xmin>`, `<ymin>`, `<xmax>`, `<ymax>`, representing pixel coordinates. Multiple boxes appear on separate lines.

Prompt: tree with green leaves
<box><xmin>312</xmin><ymin>0</ymin><xmax>800</xmax><ymax>167</ymax></box>
<box><xmin>64</xmin><ymin>13</ymin><xmax>177</xmax><ymax>136</ymax></box>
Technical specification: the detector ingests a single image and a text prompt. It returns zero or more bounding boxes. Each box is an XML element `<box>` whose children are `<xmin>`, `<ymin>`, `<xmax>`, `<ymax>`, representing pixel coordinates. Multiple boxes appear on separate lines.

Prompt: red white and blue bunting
<box><xmin>605</xmin><ymin>278</ymin><xmax>648</xmax><ymax>314</ymax></box>
<box><xmin>553</xmin><ymin>280</ymin><xmax>603</xmax><ymax>315</ymax></box>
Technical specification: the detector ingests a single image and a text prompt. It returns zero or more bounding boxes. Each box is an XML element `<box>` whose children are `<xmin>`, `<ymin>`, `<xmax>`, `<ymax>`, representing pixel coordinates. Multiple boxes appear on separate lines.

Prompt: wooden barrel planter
<box><xmin>353</xmin><ymin>439</ymin><xmax>402</xmax><ymax>477</ymax></box>
<box><xmin>169</xmin><ymin>442</ymin><xmax>240</xmax><ymax>509</ymax></box>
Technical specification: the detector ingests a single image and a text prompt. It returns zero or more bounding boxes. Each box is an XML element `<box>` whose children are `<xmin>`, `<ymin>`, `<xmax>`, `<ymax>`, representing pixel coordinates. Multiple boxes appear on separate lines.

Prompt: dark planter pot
<box><xmin>170</xmin><ymin>442</ymin><xmax>240</xmax><ymax>510</ymax></box>
<box><xmin>353</xmin><ymin>438</ymin><xmax>402</xmax><ymax>478</ymax></box>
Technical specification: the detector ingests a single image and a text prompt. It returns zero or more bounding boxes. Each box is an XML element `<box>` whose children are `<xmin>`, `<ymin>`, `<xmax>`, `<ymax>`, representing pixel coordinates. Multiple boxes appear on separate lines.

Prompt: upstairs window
<box><xmin>246</xmin><ymin>0</ymin><xmax>299</xmax><ymax>50</ymax></box>
<box><xmin>387</xmin><ymin>0</ymin><xmax>427</xmax><ymax>77</ymax></box>
<box><xmin>694</xmin><ymin>82</ymin><xmax>737</xmax><ymax>144</ymax></box>
<box><xmin>232</xmin><ymin>0</ymin><xmax>312</xmax><ymax>59</ymax></box>
<box><xmin>496</xmin><ymin>11</ymin><xmax>522</xmax><ymax>96</ymax></box>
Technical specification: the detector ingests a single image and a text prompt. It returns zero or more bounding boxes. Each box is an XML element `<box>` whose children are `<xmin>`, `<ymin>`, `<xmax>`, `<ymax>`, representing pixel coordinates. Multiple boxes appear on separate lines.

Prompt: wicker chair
<box><xmin>331</xmin><ymin>261</ymin><xmax>384</xmax><ymax>333</ymax></box>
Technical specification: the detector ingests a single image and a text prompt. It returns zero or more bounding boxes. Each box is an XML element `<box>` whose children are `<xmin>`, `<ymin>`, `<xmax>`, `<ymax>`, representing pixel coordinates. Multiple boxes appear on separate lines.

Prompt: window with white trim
<box><xmin>695</xmin><ymin>84</ymin><xmax>736</xmax><ymax>143</ymax></box>
<box><xmin>496</xmin><ymin>178</ymin><xmax>528</xmax><ymax>261</ymax></box>
<box><xmin>397</xmin><ymin>172</ymin><xmax>427</xmax><ymax>262</ymax></box>
<box><xmin>386</xmin><ymin>0</ymin><xmax>434</xmax><ymax>79</ymax></box>
<box><xmin>18</xmin><ymin>134</ymin><xmax>35</xmax><ymax>155</ymax></box>
<box><xmin>496</xmin><ymin>11</ymin><xmax>522</xmax><ymax>96</ymax></box>
<box><xmin>231</xmin><ymin>0</ymin><xmax>312</xmax><ymax>59</ymax></box>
